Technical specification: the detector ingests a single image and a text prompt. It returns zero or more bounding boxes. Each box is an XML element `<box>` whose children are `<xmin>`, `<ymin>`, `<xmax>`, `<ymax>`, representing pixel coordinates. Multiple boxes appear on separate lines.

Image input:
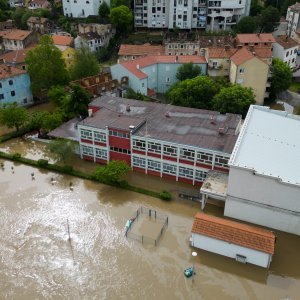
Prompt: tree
<box><xmin>41</xmin><ymin>110</ymin><xmax>64</xmax><ymax>133</ymax></box>
<box><xmin>166</xmin><ymin>76</ymin><xmax>221</xmax><ymax>109</ymax></box>
<box><xmin>70</xmin><ymin>47</ymin><xmax>99</xmax><ymax>80</ymax></box>
<box><xmin>270</xmin><ymin>58</ymin><xmax>292</xmax><ymax>96</ymax></box>
<box><xmin>234</xmin><ymin>16</ymin><xmax>256</xmax><ymax>33</ymax></box>
<box><xmin>109</xmin><ymin>5</ymin><xmax>133</xmax><ymax>33</ymax></box>
<box><xmin>212</xmin><ymin>85</ymin><xmax>256</xmax><ymax>117</ymax></box>
<box><xmin>92</xmin><ymin>160</ymin><xmax>131</xmax><ymax>185</ymax></box>
<box><xmin>30</xmin><ymin>111</ymin><xmax>50</xmax><ymax>136</ymax></box>
<box><xmin>256</xmin><ymin>6</ymin><xmax>280</xmax><ymax>32</ymax></box>
<box><xmin>99</xmin><ymin>1</ymin><xmax>110</xmax><ymax>20</ymax></box>
<box><xmin>125</xmin><ymin>88</ymin><xmax>145</xmax><ymax>100</ymax></box>
<box><xmin>47</xmin><ymin>85</ymin><xmax>67</xmax><ymax>107</ymax></box>
<box><xmin>250</xmin><ymin>0</ymin><xmax>263</xmax><ymax>16</ymax></box>
<box><xmin>0</xmin><ymin>103</ymin><xmax>29</xmax><ymax>132</ymax></box>
<box><xmin>176</xmin><ymin>63</ymin><xmax>202</xmax><ymax>81</ymax></box>
<box><xmin>47</xmin><ymin>139</ymin><xmax>75</xmax><ymax>164</ymax></box>
<box><xmin>111</xmin><ymin>0</ymin><xmax>130</xmax><ymax>8</ymax></box>
<box><xmin>25</xmin><ymin>35</ymin><xmax>69</xmax><ymax>96</ymax></box>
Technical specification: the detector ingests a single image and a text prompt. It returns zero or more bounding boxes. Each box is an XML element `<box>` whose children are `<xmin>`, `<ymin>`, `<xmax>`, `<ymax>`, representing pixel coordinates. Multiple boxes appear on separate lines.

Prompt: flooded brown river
<box><xmin>0</xmin><ymin>141</ymin><xmax>300</xmax><ymax>299</ymax></box>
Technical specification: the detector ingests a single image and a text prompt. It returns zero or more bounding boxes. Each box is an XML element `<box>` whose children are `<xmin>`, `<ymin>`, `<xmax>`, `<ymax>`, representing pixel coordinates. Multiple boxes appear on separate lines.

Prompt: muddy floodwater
<box><xmin>0</xmin><ymin>152</ymin><xmax>300</xmax><ymax>299</ymax></box>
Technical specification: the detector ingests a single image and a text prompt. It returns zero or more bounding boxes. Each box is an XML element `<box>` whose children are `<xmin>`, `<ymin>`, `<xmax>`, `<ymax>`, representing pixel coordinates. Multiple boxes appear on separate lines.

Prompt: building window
<box><xmin>163</xmin><ymin>144</ymin><xmax>177</xmax><ymax>157</ymax></box>
<box><xmin>94</xmin><ymin>131</ymin><xmax>106</xmax><ymax>143</ymax></box>
<box><xmin>0</xmin><ymin>94</ymin><xmax>4</xmax><ymax>99</ymax></box>
<box><xmin>286</xmin><ymin>51</ymin><xmax>289</xmax><ymax>57</ymax></box>
<box><xmin>215</xmin><ymin>155</ymin><xmax>229</xmax><ymax>167</ymax></box>
<box><xmin>197</xmin><ymin>152</ymin><xmax>213</xmax><ymax>165</ymax></box>
<box><xmin>82</xmin><ymin>145</ymin><xmax>93</xmax><ymax>156</ymax></box>
<box><xmin>132</xmin><ymin>156</ymin><xmax>146</xmax><ymax>168</ymax></box>
<box><xmin>133</xmin><ymin>139</ymin><xmax>146</xmax><ymax>151</ymax></box>
<box><xmin>11</xmin><ymin>91</ymin><xmax>15</xmax><ymax>96</ymax></box>
<box><xmin>95</xmin><ymin>148</ymin><xmax>107</xmax><ymax>159</ymax></box>
<box><xmin>239</xmin><ymin>68</ymin><xmax>245</xmax><ymax>73</ymax></box>
<box><xmin>23</xmin><ymin>98</ymin><xmax>27</xmax><ymax>104</ymax></box>
<box><xmin>109</xmin><ymin>130</ymin><xmax>130</xmax><ymax>139</ymax></box>
<box><xmin>166</xmin><ymin>77</ymin><xmax>170</xmax><ymax>82</ymax></box>
<box><xmin>9</xmin><ymin>80</ymin><xmax>13</xmax><ymax>85</ymax></box>
<box><xmin>179</xmin><ymin>166</ymin><xmax>193</xmax><ymax>179</ymax></box>
<box><xmin>162</xmin><ymin>163</ymin><xmax>176</xmax><ymax>175</ymax></box>
<box><xmin>0</xmin><ymin>83</ymin><xmax>2</xmax><ymax>88</ymax></box>
<box><xmin>148</xmin><ymin>141</ymin><xmax>161</xmax><ymax>154</ymax></box>
<box><xmin>148</xmin><ymin>159</ymin><xmax>161</xmax><ymax>171</ymax></box>
<box><xmin>180</xmin><ymin>148</ymin><xmax>195</xmax><ymax>161</ymax></box>
<box><xmin>110</xmin><ymin>146</ymin><xmax>131</xmax><ymax>154</ymax></box>
<box><xmin>195</xmin><ymin>169</ymin><xmax>207</xmax><ymax>181</ymax></box>
<box><xmin>80</xmin><ymin>129</ymin><xmax>92</xmax><ymax>139</ymax></box>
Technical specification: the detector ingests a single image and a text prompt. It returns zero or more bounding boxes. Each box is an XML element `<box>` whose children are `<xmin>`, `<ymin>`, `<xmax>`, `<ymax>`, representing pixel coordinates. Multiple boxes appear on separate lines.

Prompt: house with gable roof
<box><xmin>2</xmin><ymin>29</ymin><xmax>37</xmax><ymax>51</ymax></box>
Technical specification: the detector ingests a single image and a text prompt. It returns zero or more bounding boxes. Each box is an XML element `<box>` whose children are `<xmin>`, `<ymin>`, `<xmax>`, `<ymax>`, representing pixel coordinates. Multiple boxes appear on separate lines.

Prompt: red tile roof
<box><xmin>252</xmin><ymin>47</ymin><xmax>272</xmax><ymax>58</ymax></box>
<box><xmin>208</xmin><ymin>47</ymin><xmax>237</xmax><ymax>58</ymax></box>
<box><xmin>118</xmin><ymin>43</ymin><xmax>165</xmax><ymax>56</ymax></box>
<box><xmin>230</xmin><ymin>47</ymin><xmax>254</xmax><ymax>65</ymax></box>
<box><xmin>121</xmin><ymin>55</ymin><xmax>207</xmax><ymax>79</ymax></box>
<box><xmin>1</xmin><ymin>45</ymin><xmax>37</xmax><ymax>64</ymax></box>
<box><xmin>51</xmin><ymin>35</ymin><xmax>74</xmax><ymax>46</ymax></box>
<box><xmin>192</xmin><ymin>213</ymin><xmax>276</xmax><ymax>254</ymax></box>
<box><xmin>0</xmin><ymin>64</ymin><xmax>27</xmax><ymax>79</ymax></box>
<box><xmin>275</xmin><ymin>35</ymin><xmax>298</xmax><ymax>49</ymax></box>
<box><xmin>237</xmin><ymin>33</ymin><xmax>275</xmax><ymax>44</ymax></box>
<box><xmin>2</xmin><ymin>29</ymin><xmax>32</xmax><ymax>41</ymax></box>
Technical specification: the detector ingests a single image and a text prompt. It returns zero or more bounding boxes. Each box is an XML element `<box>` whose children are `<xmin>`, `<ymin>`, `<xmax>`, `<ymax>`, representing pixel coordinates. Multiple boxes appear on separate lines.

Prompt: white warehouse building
<box><xmin>224</xmin><ymin>105</ymin><xmax>300</xmax><ymax>236</ymax></box>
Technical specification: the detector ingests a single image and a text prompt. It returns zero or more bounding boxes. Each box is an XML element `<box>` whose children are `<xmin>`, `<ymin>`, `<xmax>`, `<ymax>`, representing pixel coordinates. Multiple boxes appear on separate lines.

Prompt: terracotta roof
<box><xmin>51</xmin><ymin>35</ymin><xmax>74</xmax><ymax>46</ymax></box>
<box><xmin>1</xmin><ymin>45</ymin><xmax>37</xmax><ymax>64</ymax></box>
<box><xmin>118</xmin><ymin>43</ymin><xmax>165</xmax><ymax>56</ymax></box>
<box><xmin>230</xmin><ymin>47</ymin><xmax>254</xmax><ymax>65</ymax></box>
<box><xmin>2</xmin><ymin>30</ymin><xmax>32</xmax><ymax>41</ymax></box>
<box><xmin>121</xmin><ymin>55</ymin><xmax>207</xmax><ymax>79</ymax></box>
<box><xmin>192</xmin><ymin>213</ymin><xmax>276</xmax><ymax>254</ymax></box>
<box><xmin>252</xmin><ymin>47</ymin><xmax>272</xmax><ymax>58</ymax></box>
<box><xmin>27</xmin><ymin>16</ymin><xmax>50</xmax><ymax>24</ymax></box>
<box><xmin>0</xmin><ymin>64</ymin><xmax>27</xmax><ymax>79</ymax></box>
<box><xmin>237</xmin><ymin>33</ymin><xmax>275</xmax><ymax>44</ymax></box>
<box><xmin>208</xmin><ymin>47</ymin><xmax>237</xmax><ymax>58</ymax></box>
<box><xmin>289</xmin><ymin>2</ymin><xmax>300</xmax><ymax>12</ymax></box>
<box><xmin>275</xmin><ymin>35</ymin><xmax>298</xmax><ymax>49</ymax></box>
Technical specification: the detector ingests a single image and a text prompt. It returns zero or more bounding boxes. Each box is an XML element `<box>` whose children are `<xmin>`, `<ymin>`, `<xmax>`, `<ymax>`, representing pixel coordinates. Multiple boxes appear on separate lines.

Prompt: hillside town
<box><xmin>0</xmin><ymin>0</ymin><xmax>299</xmax><ymax>298</ymax></box>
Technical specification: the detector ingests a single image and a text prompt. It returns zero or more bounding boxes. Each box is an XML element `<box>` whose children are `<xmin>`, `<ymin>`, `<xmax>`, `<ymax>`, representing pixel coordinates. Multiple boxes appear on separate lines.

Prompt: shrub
<box><xmin>37</xmin><ymin>159</ymin><xmax>49</xmax><ymax>167</ymax></box>
<box><xmin>12</xmin><ymin>153</ymin><xmax>21</xmax><ymax>159</ymax></box>
<box><xmin>62</xmin><ymin>165</ymin><xmax>73</xmax><ymax>173</ymax></box>
<box><xmin>159</xmin><ymin>190</ymin><xmax>172</xmax><ymax>201</ymax></box>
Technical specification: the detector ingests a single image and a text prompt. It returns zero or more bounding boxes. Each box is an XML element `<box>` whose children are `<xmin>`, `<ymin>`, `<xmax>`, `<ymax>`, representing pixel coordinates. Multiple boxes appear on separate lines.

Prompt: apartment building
<box><xmin>134</xmin><ymin>0</ymin><xmax>250</xmax><ymax>31</ymax></box>
<box><xmin>286</xmin><ymin>2</ymin><xmax>300</xmax><ymax>39</ymax></box>
<box><xmin>77</xmin><ymin>96</ymin><xmax>242</xmax><ymax>186</ymax></box>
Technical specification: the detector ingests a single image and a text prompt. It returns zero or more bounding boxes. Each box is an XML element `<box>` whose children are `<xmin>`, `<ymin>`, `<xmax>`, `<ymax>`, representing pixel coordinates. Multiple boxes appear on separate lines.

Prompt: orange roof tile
<box><xmin>192</xmin><ymin>213</ymin><xmax>276</xmax><ymax>254</ymax></box>
<box><xmin>230</xmin><ymin>47</ymin><xmax>254</xmax><ymax>65</ymax></box>
<box><xmin>252</xmin><ymin>47</ymin><xmax>272</xmax><ymax>58</ymax></box>
<box><xmin>275</xmin><ymin>35</ymin><xmax>298</xmax><ymax>49</ymax></box>
<box><xmin>118</xmin><ymin>43</ymin><xmax>165</xmax><ymax>56</ymax></box>
<box><xmin>2</xmin><ymin>29</ymin><xmax>32</xmax><ymax>41</ymax></box>
<box><xmin>0</xmin><ymin>64</ymin><xmax>27</xmax><ymax>79</ymax></box>
<box><xmin>121</xmin><ymin>55</ymin><xmax>207</xmax><ymax>79</ymax></box>
<box><xmin>1</xmin><ymin>45</ymin><xmax>37</xmax><ymax>64</ymax></box>
<box><xmin>51</xmin><ymin>35</ymin><xmax>74</xmax><ymax>46</ymax></box>
<box><xmin>208</xmin><ymin>47</ymin><xmax>237</xmax><ymax>58</ymax></box>
<box><xmin>237</xmin><ymin>33</ymin><xmax>275</xmax><ymax>44</ymax></box>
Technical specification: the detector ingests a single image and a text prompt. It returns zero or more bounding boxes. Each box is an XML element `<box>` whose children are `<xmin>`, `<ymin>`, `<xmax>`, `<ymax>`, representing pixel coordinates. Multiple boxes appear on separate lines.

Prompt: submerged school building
<box><xmin>77</xmin><ymin>96</ymin><xmax>242</xmax><ymax>186</ymax></box>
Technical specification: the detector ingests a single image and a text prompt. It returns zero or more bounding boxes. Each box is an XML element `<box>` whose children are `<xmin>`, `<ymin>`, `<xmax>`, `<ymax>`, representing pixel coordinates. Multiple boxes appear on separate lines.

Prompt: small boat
<box><xmin>184</xmin><ymin>267</ymin><xmax>195</xmax><ymax>278</ymax></box>
<box><xmin>125</xmin><ymin>219</ymin><xmax>133</xmax><ymax>229</ymax></box>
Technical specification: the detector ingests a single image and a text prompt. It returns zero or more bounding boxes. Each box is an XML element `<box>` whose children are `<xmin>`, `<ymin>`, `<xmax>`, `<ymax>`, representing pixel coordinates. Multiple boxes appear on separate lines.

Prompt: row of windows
<box><xmin>80</xmin><ymin>129</ymin><xmax>107</xmax><ymax>142</ymax></box>
<box><xmin>0</xmin><ymin>91</ymin><xmax>16</xmax><ymax>99</ymax></box>
<box><xmin>132</xmin><ymin>139</ymin><xmax>226</xmax><ymax>166</ymax></box>
<box><xmin>0</xmin><ymin>80</ymin><xmax>13</xmax><ymax>88</ymax></box>
<box><xmin>110</xmin><ymin>146</ymin><xmax>131</xmax><ymax>155</ymax></box>
<box><xmin>94</xmin><ymin>132</ymin><xmax>106</xmax><ymax>143</ymax></box>
<box><xmin>82</xmin><ymin>145</ymin><xmax>108</xmax><ymax>159</ymax></box>
<box><xmin>132</xmin><ymin>156</ymin><xmax>208</xmax><ymax>181</ymax></box>
<box><xmin>109</xmin><ymin>130</ymin><xmax>130</xmax><ymax>139</ymax></box>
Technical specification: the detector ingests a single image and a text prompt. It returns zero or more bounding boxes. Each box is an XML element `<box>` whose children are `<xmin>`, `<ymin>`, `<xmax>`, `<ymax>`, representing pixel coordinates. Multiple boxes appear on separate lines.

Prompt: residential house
<box><xmin>0</xmin><ymin>64</ymin><xmax>33</xmax><ymax>106</ymax></box>
<box><xmin>191</xmin><ymin>213</ymin><xmax>276</xmax><ymax>268</ymax></box>
<box><xmin>286</xmin><ymin>2</ymin><xmax>300</xmax><ymax>39</ymax></box>
<box><xmin>206</xmin><ymin>46</ymin><xmax>236</xmax><ymax>77</ymax></box>
<box><xmin>111</xmin><ymin>55</ymin><xmax>207</xmax><ymax>95</ymax></box>
<box><xmin>74</xmin><ymin>24</ymin><xmax>114</xmax><ymax>52</ymax></box>
<box><xmin>134</xmin><ymin>0</ymin><xmax>251</xmax><ymax>31</ymax></box>
<box><xmin>0</xmin><ymin>20</ymin><xmax>15</xmax><ymax>30</ymax></box>
<box><xmin>28</xmin><ymin>0</ymin><xmax>50</xmax><ymax>10</ymax></box>
<box><xmin>27</xmin><ymin>16</ymin><xmax>53</xmax><ymax>35</ymax></box>
<box><xmin>50</xmin><ymin>96</ymin><xmax>241</xmax><ymax>186</ymax></box>
<box><xmin>224</xmin><ymin>105</ymin><xmax>300</xmax><ymax>236</ymax></box>
<box><xmin>0</xmin><ymin>45</ymin><xmax>36</xmax><ymax>70</ymax></box>
<box><xmin>229</xmin><ymin>47</ymin><xmax>271</xmax><ymax>105</ymax></box>
<box><xmin>51</xmin><ymin>35</ymin><xmax>74</xmax><ymax>47</ymax></box>
<box><xmin>118</xmin><ymin>43</ymin><xmax>165</xmax><ymax>63</ymax></box>
<box><xmin>2</xmin><ymin>30</ymin><xmax>37</xmax><ymax>51</ymax></box>
<box><xmin>273</xmin><ymin>35</ymin><xmax>298</xmax><ymax>69</ymax></box>
<box><xmin>236</xmin><ymin>33</ymin><xmax>275</xmax><ymax>48</ymax></box>
<box><xmin>62</xmin><ymin>0</ymin><xmax>110</xmax><ymax>18</ymax></box>
<box><xmin>55</xmin><ymin>45</ymin><xmax>76</xmax><ymax>69</ymax></box>
<box><xmin>9</xmin><ymin>0</ymin><xmax>24</xmax><ymax>7</ymax></box>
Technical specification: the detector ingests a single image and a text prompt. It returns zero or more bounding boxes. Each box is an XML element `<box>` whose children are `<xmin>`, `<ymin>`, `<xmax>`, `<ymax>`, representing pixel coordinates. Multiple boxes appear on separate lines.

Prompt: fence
<box><xmin>125</xmin><ymin>206</ymin><xmax>168</xmax><ymax>246</ymax></box>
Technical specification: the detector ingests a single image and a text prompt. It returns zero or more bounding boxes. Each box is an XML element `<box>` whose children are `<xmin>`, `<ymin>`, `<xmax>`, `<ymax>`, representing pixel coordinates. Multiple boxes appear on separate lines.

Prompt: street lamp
<box><xmin>192</xmin><ymin>251</ymin><xmax>197</xmax><ymax>282</ymax></box>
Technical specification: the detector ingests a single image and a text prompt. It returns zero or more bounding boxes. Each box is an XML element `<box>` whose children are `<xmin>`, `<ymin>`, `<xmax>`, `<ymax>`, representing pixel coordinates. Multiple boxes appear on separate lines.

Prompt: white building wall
<box><xmin>286</xmin><ymin>8</ymin><xmax>300</xmax><ymax>39</ymax></box>
<box><xmin>191</xmin><ymin>233</ymin><xmax>272</xmax><ymax>268</ymax></box>
<box><xmin>272</xmin><ymin>43</ymin><xmax>297</xmax><ymax>68</ymax></box>
<box><xmin>225</xmin><ymin>167</ymin><xmax>300</xmax><ymax>235</ymax></box>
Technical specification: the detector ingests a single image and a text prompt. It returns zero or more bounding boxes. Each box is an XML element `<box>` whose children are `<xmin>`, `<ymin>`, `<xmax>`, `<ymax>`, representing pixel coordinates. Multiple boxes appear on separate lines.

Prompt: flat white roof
<box><xmin>229</xmin><ymin>105</ymin><xmax>300</xmax><ymax>185</ymax></box>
